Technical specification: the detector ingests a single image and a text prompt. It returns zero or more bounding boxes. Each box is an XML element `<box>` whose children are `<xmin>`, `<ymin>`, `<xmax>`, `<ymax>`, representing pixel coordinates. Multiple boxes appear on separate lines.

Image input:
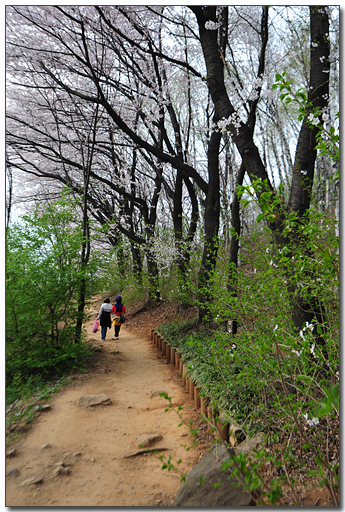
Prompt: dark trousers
<box><xmin>101</xmin><ymin>326</ymin><xmax>108</xmax><ymax>340</ymax></box>
<box><xmin>114</xmin><ymin>324</ymin><xmax>121</xmax><ymax>337</ymax></box>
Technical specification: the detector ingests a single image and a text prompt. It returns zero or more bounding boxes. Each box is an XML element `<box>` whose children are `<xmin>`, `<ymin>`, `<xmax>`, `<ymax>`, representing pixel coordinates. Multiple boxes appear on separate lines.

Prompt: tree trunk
<box><xmin>130</xmin><ymin>242</ymin><xmax>143</xmax><ymax>287</ymax></box>
<box><xmin>74</xmin><ymin>194</ymin><xmax>91</xmax><ymax>343</ymax></box>
<box><xmin>227</xmin><ymin>163</ymin><xmax>246</xmax><ymax>334</ymax></box>
<box><xmin>198</xmin><ymin>114</ymin><xmax>221</xmax><ymax>323</ymax></box>
<box><xmin>146</xmin><ymin>247</ymin><xmax>160</xmax><ymax>304</ymax></box>
<box><xmin>191</xmin><ymin>6</ymin><xmax>330</xmax><ymax>333</ymax></box>
<box><xmin>75</xmin><ymin>101</ymin><xmax>99</xmax><ymax>342</ymax></box>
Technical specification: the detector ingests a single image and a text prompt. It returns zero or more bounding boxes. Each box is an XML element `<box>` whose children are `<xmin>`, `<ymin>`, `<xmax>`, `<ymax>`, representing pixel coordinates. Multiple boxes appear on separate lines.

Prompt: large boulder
<box><xmin>175</xmin><ymin>444</ymin><xmax>257</xmax><ymax>507</ymax></box>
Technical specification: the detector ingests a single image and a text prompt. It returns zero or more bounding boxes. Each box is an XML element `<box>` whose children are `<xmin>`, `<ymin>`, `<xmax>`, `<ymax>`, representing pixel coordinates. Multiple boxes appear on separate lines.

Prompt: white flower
<box><xmin>274</xmin><ymin>325</ymin><xmax>278</xmax><ymax>331</ymax></box>
<box><xmin>205</xmin><ymin>20</ymin><xmax>221</xmax><ymax>30</ymax></box>
<box><xmin>310</xmin><ymin>344</ymin><xmax>315</xmax><ymax>355</ymax></box>
<box><xmin>292</xmin><ymin>349</ymin><xmax>301</xmax><ymax>357</ymax></box>
<box><xmin>311</xmin><ymin>42</ymin><xmax>319</xmax><ymax>48</ymax></box>
<box><xmin>307</xmin><ymin>417</ymin><xmax>319</xmax><ymax>426</ymax></box>
<box><xmin>266</xmin><ymin>248</ymin><xmax>270</xmax><ymax>253</ymax></box>
<box><xmin>300</xmin><ymin>330</ymin><xmax>305</xmax><ymax>340</ymax></box>
<box><xmin>305</xmin><ymin>321</ymin><xmax>314</xmax><ymax>331</ymax></box>
<box><xmin>254</xmin><ymin>268</ymin><xmax>256</xmax><ymax>273</ymax></box>
<box><xmin>307</xmin><ymin>113</ymin><xmax>319</xmax><ymax>126</ymax></box>
<box><xmin>304</xmin><ymin>412</ymin><xmax>319</xmax><ymax>427</ymax></box>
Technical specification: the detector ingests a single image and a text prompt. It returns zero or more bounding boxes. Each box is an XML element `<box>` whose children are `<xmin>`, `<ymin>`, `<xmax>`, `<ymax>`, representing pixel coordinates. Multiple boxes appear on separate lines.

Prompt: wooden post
<box><xmin>189</xmin><ymin>380</ymin><xmax>194</xmax><ymax>400</ymax></box>
<box><xmin>162</xmin><ymin>339</ymin><xmax>166</xmax><ymax>356</ymax></box>
<box><xmin>175</xmin><ymin>352</ymin><xmax>180</xmax><ymax>369</ymax></box>
<box><xmin>207</xmin><ymin>405</ymin><xmax>216</xmax><ymax>432</ymax></box>
<box><xmin>170</xmin><ymin>347</ymin><xmax>176</xmax><ymax>365</ymax></box>
<box><xmin>194</xmin><ymin>387</ymin><xmax>200</xmax><ymax>408</ymax></box>
<box><xmin>217</xmin><ymin>421</ymin><xmax>229</xmax><ymax>441</ymax></box>
<box><xmin>229</xmin><ymin>424</ymin><xmax>246</xmax><ymax>447</ymax></box>
<box><xmin>166</xmin><ymin>344</ymin><xmax>170</xmax><ymax>362</ymax></box>
<box><xmin>150</xmin><ymin>329</ymin><xmax>154</xmax><ymax>341</ymax></box>
<box><xmin>182</xmin><ymin>365</ymin><xmax>187</xmax><ymax>386</ymax></box>
<box><xmin>200</xmin><ymin>397</ymin><xmax>207</xmax><ymax>416</ymax></box>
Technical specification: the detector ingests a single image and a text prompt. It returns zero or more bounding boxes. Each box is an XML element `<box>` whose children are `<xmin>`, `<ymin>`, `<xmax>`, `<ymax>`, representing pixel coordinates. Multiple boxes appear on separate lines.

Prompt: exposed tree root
<box><xmin>123</xmin><ymin>447</ymin><xmax>169</xmax><ymax>458</ymax></box>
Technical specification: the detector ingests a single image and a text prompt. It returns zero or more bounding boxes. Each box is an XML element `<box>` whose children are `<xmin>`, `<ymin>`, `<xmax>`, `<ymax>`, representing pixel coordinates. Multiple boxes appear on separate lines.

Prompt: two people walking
<box><xmin>97</xmin><ymin>295</ymin><xmax>126</xmax><ymax>341</ymax></box>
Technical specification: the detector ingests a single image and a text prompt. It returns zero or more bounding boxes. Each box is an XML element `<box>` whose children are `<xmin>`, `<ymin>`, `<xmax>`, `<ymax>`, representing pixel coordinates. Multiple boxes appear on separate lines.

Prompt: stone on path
<box><xmin>52</xmin><ymin>465</ymin><xmax>70</xmax><ymax>477</ymax></box>
<box><xmin>6</xmin><ymin>469</ymin><xmax>19</xmax><ymax>478</ymax></box>
<box><xmin>174</xmin><ymin>444</ymin><xmax>256</xmax><ymax>507</ymax></box>
<box><xmin>6</xmin><ymin>448</ymin><xmax>17</xmax><ymax>458</ymax></box>
<box><xmin>136</xmin><ymin>433</ymin><xmax>163</xmax><ymax>448</ymax></box>
<box><xmin>41</xmin><ymin>443</ymin><xmax>52</xmax><ymax>450</ymax></box>
<box><xmin>77</xmin><ymin>394</ymin><xmax>112</xmax><ymax>407</ymax></box>
<box><xmin>21</xmin><ymin>475</ymin><xmax>44</xmax><ymax>486</ymax></box>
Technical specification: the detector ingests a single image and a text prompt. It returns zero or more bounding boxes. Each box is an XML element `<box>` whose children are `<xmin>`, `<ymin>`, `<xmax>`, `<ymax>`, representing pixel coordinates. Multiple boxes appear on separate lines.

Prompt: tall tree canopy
<box><xmin>6</xmin><ymin>5</ymin><xmax>339</xmax><ymax>321</ymax></box>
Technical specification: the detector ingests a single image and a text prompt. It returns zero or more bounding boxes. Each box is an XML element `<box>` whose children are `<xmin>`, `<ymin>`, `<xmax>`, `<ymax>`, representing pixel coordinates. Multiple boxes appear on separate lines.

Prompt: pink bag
<box><xmin>92</xmin><ymin>320</ymin><xmax>99</xmax><ymax>333</ymax></box>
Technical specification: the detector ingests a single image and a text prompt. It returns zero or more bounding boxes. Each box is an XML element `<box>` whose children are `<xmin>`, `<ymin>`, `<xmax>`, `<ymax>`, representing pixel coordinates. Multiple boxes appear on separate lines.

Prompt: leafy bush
<box><xmin>156</xmin><ymin>193</ymin><xmax>339</xmax><ymax>504</ymax></box>
<box><xmin>6</xmin><ymin>192</ymin><xmax>102</xmax><ymax>395</ymax></box>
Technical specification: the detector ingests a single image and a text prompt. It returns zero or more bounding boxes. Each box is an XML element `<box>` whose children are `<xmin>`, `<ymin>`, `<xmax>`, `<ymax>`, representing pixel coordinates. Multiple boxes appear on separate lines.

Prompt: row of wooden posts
<box><xmin>150</xmin><ymin>329</ymin><xmax>242</xmax><ymax>446</ymax></box>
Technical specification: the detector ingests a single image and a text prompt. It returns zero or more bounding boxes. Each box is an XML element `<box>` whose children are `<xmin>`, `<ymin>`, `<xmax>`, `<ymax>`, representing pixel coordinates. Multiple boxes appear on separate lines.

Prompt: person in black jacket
<box><xmin>97</xmin><ymin>297</ymin><xmax>113</xmax><ymax>341</ymax></box>
<box><xmin>112</xmin><ymin>295</ymin><xmax>126</xmax><ymax>340</ymax></box>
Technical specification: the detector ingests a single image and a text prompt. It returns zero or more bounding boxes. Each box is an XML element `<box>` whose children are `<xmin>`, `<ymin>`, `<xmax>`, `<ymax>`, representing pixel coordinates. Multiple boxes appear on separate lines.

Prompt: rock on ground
<box><xmin>6</xmin><ymin>448</ymin><xmax>17</xmax><ymax>458</ymax></box>
<box><xmin>136</xmin><ymin>434</ymin><xmax>163</xmax><ymax>448</ymax></box>
<box><xmin>77</xmin><ymin>394</ymin><xmax>112</xmax><ymax>407</ymax></box>
<box><xmin>236</xmin><ymin>433</ymin><xmax>265</xmax><ymax>457</ymax></box>
<box><xmin>174</xmin><ymin>444</ymin><xmax>257</xmax><ymax>507</ymax></box>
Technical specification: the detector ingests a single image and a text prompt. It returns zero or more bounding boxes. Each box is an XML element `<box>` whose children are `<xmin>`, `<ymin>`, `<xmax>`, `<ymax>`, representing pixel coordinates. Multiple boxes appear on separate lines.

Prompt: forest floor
<box><xmin>5</xmin><ymin>297</ymin><xmax>335</xmax><ymax>507</ymax></box>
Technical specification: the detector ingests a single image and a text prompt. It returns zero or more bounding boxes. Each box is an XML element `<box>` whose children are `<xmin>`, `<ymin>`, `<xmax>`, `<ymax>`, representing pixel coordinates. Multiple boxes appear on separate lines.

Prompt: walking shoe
<box><xmin>114</xmin><ymin>336</ymin><xmax>119</xmax><ymax>340</ymax></box>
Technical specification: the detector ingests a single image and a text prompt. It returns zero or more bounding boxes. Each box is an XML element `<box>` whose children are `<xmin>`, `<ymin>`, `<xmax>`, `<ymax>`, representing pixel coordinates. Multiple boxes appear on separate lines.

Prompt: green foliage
<box><xmin>156</xmin><ymin>190</ymin><xmax>339</xmax><ymax>504</ymax></box>
<box><xmin>272</xmin><ymin>72</ymin><xmax>339</xmax><ymax>174</ymax></box>
<box><xmin>6</xmin><ymin>192</ymin><xmax>101</xmax><ymax>394</ymax></box>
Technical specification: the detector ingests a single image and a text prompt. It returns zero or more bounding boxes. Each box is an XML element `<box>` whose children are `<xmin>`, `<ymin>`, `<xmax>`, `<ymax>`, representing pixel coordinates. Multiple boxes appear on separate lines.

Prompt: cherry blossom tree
<box><xmin>6</xmin><ymin>5</ymin><xmax>339</xmax><ymax>324</ymax></box>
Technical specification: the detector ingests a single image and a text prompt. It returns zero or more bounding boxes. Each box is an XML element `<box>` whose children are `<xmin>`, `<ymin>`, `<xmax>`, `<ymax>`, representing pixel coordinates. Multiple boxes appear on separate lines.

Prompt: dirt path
<box><xmin>5</xmin><ymin>303</ymin><xmax>203</xmax><ymax>507</ymax></box>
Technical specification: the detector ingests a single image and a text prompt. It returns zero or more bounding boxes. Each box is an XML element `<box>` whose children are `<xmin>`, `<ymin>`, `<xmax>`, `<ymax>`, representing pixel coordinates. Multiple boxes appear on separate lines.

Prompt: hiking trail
<box><xmin>5</xmin><ymin>299</ymin><xmax>204</xmax><ymax>507</ymax></box>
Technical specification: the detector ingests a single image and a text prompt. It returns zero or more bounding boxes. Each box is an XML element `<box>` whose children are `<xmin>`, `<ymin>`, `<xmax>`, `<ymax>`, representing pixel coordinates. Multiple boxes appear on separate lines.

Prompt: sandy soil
<box><xmin>5</xmin><ymin>303</ymin><xmax>204</xmax><ymax>507</ymax></box>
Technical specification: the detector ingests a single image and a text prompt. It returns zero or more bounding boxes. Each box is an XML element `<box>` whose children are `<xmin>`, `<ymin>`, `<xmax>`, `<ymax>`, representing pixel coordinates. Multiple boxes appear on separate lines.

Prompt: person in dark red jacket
<box><xmin>112</xmin><ymin>295</ymin><xmax>125</xmax><ymax>340</ymax></box>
